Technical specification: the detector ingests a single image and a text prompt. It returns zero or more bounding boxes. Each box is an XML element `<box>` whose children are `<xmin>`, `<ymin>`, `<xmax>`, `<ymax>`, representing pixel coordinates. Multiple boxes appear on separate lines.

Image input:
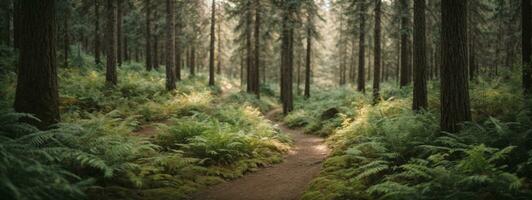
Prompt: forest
<box><xmin>0</xmin><ymin>0</ymin><xmax>532</xmax><ymax>199</ymax></box>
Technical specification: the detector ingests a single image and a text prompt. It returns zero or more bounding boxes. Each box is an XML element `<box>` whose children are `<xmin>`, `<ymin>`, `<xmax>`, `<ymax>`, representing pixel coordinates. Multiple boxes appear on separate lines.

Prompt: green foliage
<box><xmin>284</xmin><ymin>87</ymin><xmax>369</xmax><ymax>136</ymax></box>
<box><xmin>299</xmin><ymin>77</ymin><xmax>532</xmax><ymax>200</ymax></box>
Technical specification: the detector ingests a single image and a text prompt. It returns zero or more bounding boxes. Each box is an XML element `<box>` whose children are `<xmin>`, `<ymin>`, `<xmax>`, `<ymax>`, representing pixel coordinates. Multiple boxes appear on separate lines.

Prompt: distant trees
<box><xmin>441</xmin><ymin>0</ymin><xmax>471</xmax><ymax>132</ymax></box>
<box><xmin>413</xmin><ymin>0</ymin><xmax>428</xmax><ymax>111</ymax></box>
<box><xmin>105</xmin><ymin>0</ymin><xmax>117</xmax><ymax>86</ymax></box>
<box><xmin>14</xmin><ymin>0</ymin><xmax>60</xmax><ymax>128</ymax></box>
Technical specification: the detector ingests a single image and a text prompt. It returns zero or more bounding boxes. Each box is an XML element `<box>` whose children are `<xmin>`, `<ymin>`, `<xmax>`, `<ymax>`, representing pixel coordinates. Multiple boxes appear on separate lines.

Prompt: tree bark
<box><xmin>400</xmin><ymin>0</ymin><xmax>411</xmax><ymax>87</ymax></box>
<box><xmin>14</xmin><ymin>0</ymin><xmax>60</xmax><ymax>129</ymax></box>
<box><xmin>252</xmin><ymin>0</ymin><xmax>261</xmax><ymax>97</ymax></box>
<box><xmin>145</xmin><ymin>0</ymin><xmax>153</xmax><ymax>71</ymax></box>
<box><xmin>373</xmin><ymin>0</ymin><xmax>382</xmax><ymax>103</ymax></box>
<box><xmin>217</xmin><ymin>6</ymin><xmax>222</xmax><ymax>75</ymax></box>
<box><xmin>117</xmin><ymin>0</ymin><xmax>123</xmax><ymax>66</ymax></box>
<box><xmin>94</xmin><ymin>0</ymin><xmax>101</xmax><ymax>65</ymax></box>
<box><xmin>441</xmin><ymin>0</ymin><xmax>471</xmax><ymax>133</ymax></box>
<box><xmin>165</xmin><ymin>0</ymin><xmax>176</xmax><ymax>90</ymax></box>
<box><xmin>105</xmin><ymin>0</ymin><xmax>117</xmax><ymax>86</ymax></box>
<box><xmin>304</xmin><ymin>16</ymin><xmax>312</xmax><ymax>99</ymax></box>
<box><xmin>175</xmin><ymin>13</ymin><xmax>182</xmax><ymax>81</ymax></box>
<box><xmin>281</xmin><ymin>2</ymin><xmax>294</xmax><ymax>114</ymax></box>
<box><xmin>63</xmin><ymin>12</ymin><xmax>69</xmax><ymax>68</ymax></box>
<box><xmin>208</xmin><ymin>0</ymin><xmax>216</xmax><ymax>86</ymax></box>
<box><xmin>245</xmin><ymin>2</ymin><xmax>253</xmax><ymax>93</ymax></box>
<box><xmin>357</xmin><ymin>0</ymin><xmax>366</xmax><ymax>93</ymax></box>
<box><xmin>190</xmin><ymin>45</ymin><xmax>196</xmax><ymax>76</ymax></box>
<box><xmin>413</xmin><ymin>0</ymin><xmax>428</xmax><ymax>111</ymax></box>
<box><xmin>153</xmin><ymin>35</ymin><xmax>159</xmax><ymax>69</ymax></box>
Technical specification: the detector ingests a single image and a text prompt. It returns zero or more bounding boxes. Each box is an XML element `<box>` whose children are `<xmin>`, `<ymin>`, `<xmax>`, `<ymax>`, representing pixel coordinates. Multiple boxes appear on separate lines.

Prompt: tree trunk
<box><xmin>304</xmin><ymin>17</ymin><xmax>312</xmax><ymax>99</ymax></box>
<box><xmin>413</xmin><ymin>0</ymin><xmax>428</xmax><ymax>111</ymax></box>
<box><xmin>153</xmin><ymin>35</ymin><xmax>159</xmax><ymax>69</ymax></box>
<box><xmin>349</xmin><ymin>34</ymin><xmax>356</xmax><ymax>84</ymax></box>
<box><xmin>105</xmin><ymin>0</ymin><xmax>117</xmax><ymax>86</ymax></box>
<box><xmin>252</xmin><ymin>0</ymin><xmax>261</xmax><ymax>97</ymax></box>
<box><xmin>165</xmin><ymin>0</ymin><xmax>176</xmax><ymax>90</ymax></box>
<box><xmin>373</xmin><ymin>0</ymin><xmax>382</xmax><ymax>103</ymax></box>
<box><xmin>190</xmin><ymin>46</ymin><xmax>196</xmax><ymax>76</ymax></box>
<box><xmin>217</xmin><ymin>7</ymin><xmax>222</xmax><ymax>75</ymax></box>
<box><xmin>357</xmin><ymin>0</ymin><xmax>366</xmax><ymax>93</ymax></box>
<box><xmin>63</xmin><ymin>13</ymin><xmax>69</xmax><ymax>68</ymax></box>
<box><xmin>441</xmin><ymin>0</ymin><xmax>471</xmax><ymax>133</ymax></box>
<box><xmin>94</xmin><ymin>0</ymin><xmax>101</xmax><ymax>64</ymax></box>
<box><xmin>175</xmin><ymin>16</ymin><xmax>182</xmax><ymax>81</ymax></box>
<box><xmin>208</xmin><ymin>0</ymin><xmax>216</xmax><ymax>85</ymax></box>
<box><xmin>281</xmin><ymin>3</ymin><xmax>294</xmax><ymax>114</ymax></box>
<box><xmin>245</xmin><ymin>3</ymin><xmax>253</xmax><ymax>93</ymax></box>
<box><xmin>524</xmin><ymin>0</ymin><xmax>532</xmax><ymax>96</ymax></box>
<box><xmin>145</xmin><ymin>0</ymin><xmax>153</xmax><ymax>71</ymax></box>
<box><xmin>14</xmin><ymin>0</ymin><xmax>60</xmax><ymax>129</ymax></box>
<box><xmin>117</xmin><ymin>0</ymin><xmax>123</xmax><ymax>66</ymax></box>
<box><xmin>124</xmin><ymin>35</ymin><xmax>129</xmax><ymax>62</ymax></box>
<box><xmin>400</xmin><ymin>0</ymin><xmax>411</xmax><ymax>87</ymax></box>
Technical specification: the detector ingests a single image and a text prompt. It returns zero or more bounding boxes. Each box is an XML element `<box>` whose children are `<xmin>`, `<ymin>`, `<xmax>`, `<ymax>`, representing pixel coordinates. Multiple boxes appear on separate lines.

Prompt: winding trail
<box><xmin>191</xmin><ymin>108</ymin><xmax>330</xmax><ymax>200</ymax></box>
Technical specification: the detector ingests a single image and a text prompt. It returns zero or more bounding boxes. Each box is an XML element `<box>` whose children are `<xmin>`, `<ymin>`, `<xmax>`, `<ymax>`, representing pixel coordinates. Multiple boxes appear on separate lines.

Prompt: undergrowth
<box><xmin>0</xmin><ymin>62</ymin><xmax>289</xmax><ymax>200</ymax></box>
<box><xmin>295</xmin><ymin>73</ymin><xmax>532</xmax><ymax>200</ymax></box>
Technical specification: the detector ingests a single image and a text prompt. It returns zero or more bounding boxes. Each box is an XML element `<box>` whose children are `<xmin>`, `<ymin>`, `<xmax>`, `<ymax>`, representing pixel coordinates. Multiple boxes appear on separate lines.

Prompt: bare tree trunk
<box><xmin>400</xmin><ymin>0</ymin><xmax>411</xmax><ymax>87</ymax></box>
<box><xmin>14</xmin><ymin>0</ymin><xmax>60</xmax><ymax>129</ymax></box>
<box><xmin>94</xmin><ymin>0</ymin><xmax>101</xmax><ymax>64</ymax></box>
<box><xmin>304</xmin><ymin>16</ymin><xmax>312</xmax><ymax>99</ymax></box>
<box><xmin>145</xmin><ymin>0</ymin><xmax>153</xmax><ymax>71</ymax></box>
<box><xmin>373</xmin><ymin>0</ymin><xmax>382</xmax><ymax>103</ymax></box>
<box><xmin>441</xmin><ymin>0</ymin><xmax>471</xmax><ymax>133</ymax></box>
<box><xmin>216</xmin><ymin>6</ymin><xmax>222</xmax><ymax>75</ymax></box>
<box><xmin>357</xmin><ymin>0</ymin><xmax>366</xmax><ymax>93</ymax></box>
<box><xmin>413</xmin><ymin>0</ymin><xmax>428</xmax><ymax>110</ymax></box>
<box><xmin>252</xmin><ymin>0</ymin><xmax>261</xmax><ymax>98</ymax></box>
<box><xmin>175</xmin><ymin>15</ymin><xmax>182</xmax><ymax>81</ymax></box>
<box><xmin>165</xmin><ymin>0</ymin><xmax>176</xmax><ymax>90</ymax></box>
<box><xmin>245</xmin><ymin>3</ymin><xmax>253</xmax><ymax>93</ymax></box>
<box><xmin>208</xmin><ymin>0</ymin><xmax>216</xmax><ymax>86</ymax></box>
<box><xmin>63</xmin><ymin>13</ymin><xmax>69</xmax><ymax>68</ymax></box>
<box><xmin>281</xmin><ymin>3</ymin><xmax>294</xmax><ymax>114</ymax></box>
<box><xmin>117</xmin><ymin>0</ymin><xmax>123</xmax><ymax>66</ymax></box>
<box><xmin>105</xmin><ymin>0</ymin><xmax>117</xmax><ymax>86</ymax></box>
<box><xmin>190</xmin><ymin>45</ymin><xmax>196</xmax><ymax>76</ymax></box>
<box><xmin>153</xmin><ymin>35</ymin><xmax>159</xmax><ymax>69</ymax></box>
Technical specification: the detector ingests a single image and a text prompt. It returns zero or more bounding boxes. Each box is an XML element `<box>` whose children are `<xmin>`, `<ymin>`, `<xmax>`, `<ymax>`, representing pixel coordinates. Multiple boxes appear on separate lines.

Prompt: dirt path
<box><xmin>191</xmin><ymin>109</ymin><xmax>330</xmax><ymax>200</ymax></box>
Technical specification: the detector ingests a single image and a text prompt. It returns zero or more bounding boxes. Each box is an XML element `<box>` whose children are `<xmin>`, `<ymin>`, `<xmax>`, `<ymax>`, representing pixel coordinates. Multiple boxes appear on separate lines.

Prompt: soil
<box><xmin>191</xmin><ymin>109</ymin><xmax>330</xmax><ymax>200</ymax></box>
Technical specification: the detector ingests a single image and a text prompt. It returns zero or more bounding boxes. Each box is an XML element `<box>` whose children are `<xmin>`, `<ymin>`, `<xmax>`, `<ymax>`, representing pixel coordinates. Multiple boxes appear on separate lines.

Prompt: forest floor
<box><xmin>190</xmin><ymin>108</ymin><xmax>330</xmax><ymax>200</ymax></box>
